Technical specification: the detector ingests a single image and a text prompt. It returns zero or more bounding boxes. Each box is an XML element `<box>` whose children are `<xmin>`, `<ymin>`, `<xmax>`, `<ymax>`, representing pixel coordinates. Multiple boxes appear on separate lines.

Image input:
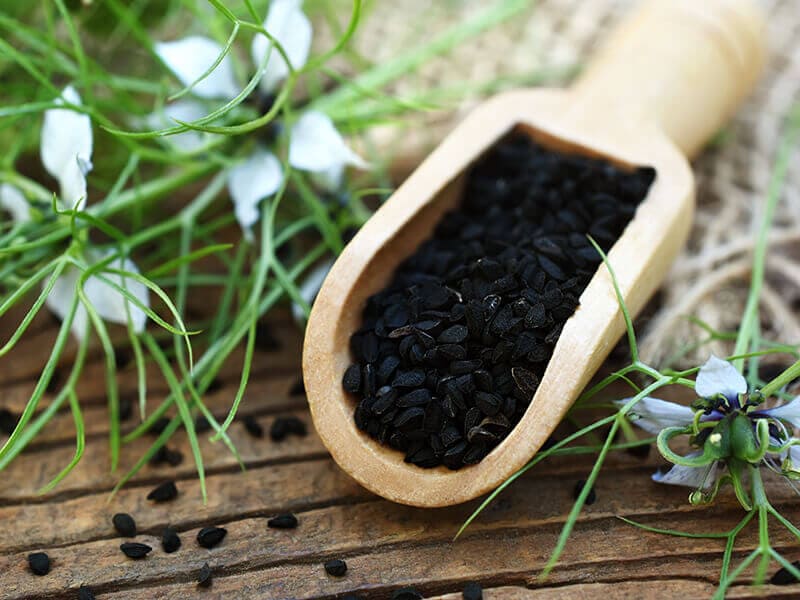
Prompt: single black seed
<box><xmin>267</xmin><ymin>513</ymin><xmax>298</xmax><ymax>529</ymax></box>
<box><xmin>28</xmin><ymin>552</ymin><xmax>50</xmax><ymax>576</ymax></box>
<box><xmin>438</xmin><ymin>324</ymin><xmax>468</xmax><ymax>344</ymax></box>
<box><xmin>324</xmin><ymin>558</ymin><xmax>348</xmax><ymax>577</ymax></box>
<box><xmin>392</xmin><ymin>587</ymin><xmax>424</xmax><ymax>600</ymax></box>
<box><xmin>270</xmin><ymin>416</ymin><xmax>307</xmax><ymax>441</ymax></box>
<box><xmin>393</xmin><ymin>369</ymin><xmax>426</xmax><ymax>388</ymax></box>
<box><xmin>147</xmin><ymin>481</ymin><xmax>178</xmax><ymax>502</ymax></box>
<box><xmin>78</xmin><ymin>585</ymin><xmax>96</xmax><ymax>600</ymax></box>
<box><xmin>118</xmin><ymin>396</ymin><xmax>133</xmax><ymax>421</ymax></box>
<box><xmin>463</xmin><ymin>581</ymin><xmax>483</xmax><ymax>600</ymax></box>
<box><xmin>161</xmin><ymin>527</ymin><xmax>182</xmax><ymax>553</ymax></box>
<box><xmin>255</xmin><ymin>322</ymin><xmax>282</xmax><ymax>351</ymax></box>
<box><xmin>197</xmin><ymin>526</ymin><xmax>227</xmax><ymax>549</ymax></box>
<box><xmin>289</xmin><ymin>377</ymin><xmax>305</xmax><ymax>396</ymax></box>
<box><xmin>0</xmin><ymin>408</ymin><xmax>19</xmax><ymax>435</ymax></box>
<box><xmin>148</xmin><ymin>416</ymin><xmax>171</xmax><ymax>436</ymax></box>
<box><xmin>197</xmin><ymin>562</ymin><xmax>213</xmax><ymax>588</ymax></box>
<box><xmin>112</xmin><ymin>513</ymin><xmax>137</xmax><ymax>537</ymax></box>
<box><xmin>242</xmin><ymin>415</ymin><xmax>264</xmax><ymax>438</ymax></box>
<box><xmin>120</xmin><ymin>542</ymin><xmax>152</xmax><ymax>559</ymax></box>
<box><xmin>573</xmin><ymin>479</ymin><xmax>597</xmax><ymax>505</ymax></box>
<box><xmin>342</xmin><ymin>364</ymin><xmax>362</xmax><ymax>393</ymax></box>
<box><xmin>771</xmin><ymin>560</ymin><xmax>800</xmax><ymax>585</ymax></box>
<box><xmin>150</xmin><ymin>445</ymin><xmax>184</xmax><ymax>467</ymax></box>
<box><xmin>194</xmin><ymin>415</ymin><xmax>212</xmax><ymax>434</ymax></box>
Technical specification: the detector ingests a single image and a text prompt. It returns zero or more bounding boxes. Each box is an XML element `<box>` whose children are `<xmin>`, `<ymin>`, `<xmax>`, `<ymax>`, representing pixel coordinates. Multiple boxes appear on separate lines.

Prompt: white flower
<box><xmin>652</xmin><ymin>452</ymin><xmax>720</xmax><ymax>490</ymax></box>
<box><xmin>152</xmin><ymin>1</ymin><xmax>366</xmax><ymax>237</ymax></box>
<box><xmin>46</xmin><ymin>250</ymin><xmax>150</xmax><ymax>341</ymax></box>
<box><xmin>251</xmin><ymin>0</ymin><xmax>313</xmax><ymax>94</ymax></box>
<box><xmin>155</xmin><ymin>36</ymin><xmax>239</xmax><ymax>99</ymax></box>
<box><xmin>0</xmin><ymin>184</ymin><xmax>30</xmax><ymax>224</ymax></box>
<box><xmin>288</xmin><ymin>111</ymin><xmax>369</xmax><ymax>189</ymax></box>
<box><xmin>695</xmin><ymin>354</ymin><xmax>747</xmax><ymax>403</ymax></box>
<box><xmin>291</xmin><ymin>259</ymin><xmax>334</xmax><ymax>324</ymax></box>
<box><xmin>41</xmin><ymin>85</ymin><xmax>93</xmax><ymax>210</ymax></box>
<box><xmin>619</xmin><ymin>396</ymin><xmax>695</xmax><ymax>435</ymax></box>
<box><xmin>226</xmin><ymin>148</ymin><xmax>283</xmax><ymax>239</ymax></box>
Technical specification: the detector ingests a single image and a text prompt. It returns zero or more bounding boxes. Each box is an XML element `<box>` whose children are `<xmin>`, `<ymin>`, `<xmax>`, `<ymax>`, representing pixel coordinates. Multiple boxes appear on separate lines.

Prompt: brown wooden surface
<box><xmin>1</xmin><ymin>309</ymin><xmax>800</xmax><ymax>600</ymax></box>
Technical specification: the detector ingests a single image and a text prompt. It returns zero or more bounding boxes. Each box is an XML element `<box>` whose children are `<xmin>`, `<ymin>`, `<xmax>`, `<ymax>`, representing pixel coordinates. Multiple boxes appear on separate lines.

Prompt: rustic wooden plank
<box><xmin>2</xmin><ymin>460</ymin><xmax>799</xmax><ymax>598</ymax></box>
<box><xmin>27</xmin><ymin>374</ymin><xmax>304</xmax><ymax>448</ymax></box>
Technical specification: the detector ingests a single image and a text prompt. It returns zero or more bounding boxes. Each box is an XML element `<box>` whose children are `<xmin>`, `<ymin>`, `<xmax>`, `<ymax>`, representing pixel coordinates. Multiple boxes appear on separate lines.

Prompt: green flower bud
<box><xmin>729</xmin><ymin>413</ymin><xmax>760</xmax><ymax>463</ymax></box>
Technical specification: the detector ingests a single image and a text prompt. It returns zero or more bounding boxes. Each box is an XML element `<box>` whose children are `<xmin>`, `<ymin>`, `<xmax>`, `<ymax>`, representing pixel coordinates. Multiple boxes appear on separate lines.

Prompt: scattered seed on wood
<box><xmin>27</xmin><ymin>552</ymin><xmax>50</xmax><ymax>576</ymax></box>
<box><xmin>197</xmin><ymin>562</ymin><xmax>213</xmax><ymax>588</ymax></box>
<box><xmin>120</xmin><ymin>542</ymin><xmax>152</xmax><ymax>559</ymax></box>
<box><xmin>343</xmin><ymin>134</ymin><xmax>653</xmax><ymax>469</ymax></box>
<box><xmin>270</xmin><ymin>416</ymin><xmax>307</xmax><ymax>441</ymax></box>
<box><xmin>324</xmin><ymin>558</ymin><xmax>348</xmax><ymax>577</ymax></box>
<box><xmin>771</xmin><ymin>560</ymin><xmax>800</xmax><ymax>585</ymax></box>
<box><xmin>463</xmin><ymin>581</ymin><xmax>483</xmax><ymax>600</ymax></box>
<box><xmin>150</xmin><ymin>445</ymin><xmax>184</xmax><ymax>467</ymax></box>
<box><xmin>267</xmin><ymin>514</ymin><xmax>298</xmax><ymax>529</ymax></box>
<box><xmin>147</xmin><ymin>481</ymin><xmax>178</xmax><ymax>502</ymax></box>
<box><xmin>197</xmin><ymin>526</ymin><xmax>227</xmax><ymax>549</ymax></box>
<box><xmin>573</xmin><ymin>479</ymin><xmax>597</xmax><ymax>505</ymax></box>
<box><xmin>242</xmin><ymin>415</ymin><xmax>264</xmax><ymax>438</ymax></box>
<box><xmin>0</xmin><ymin>408</ymin><xmax>19</xmax><ymax>436</ymax></box>
<box><xmin>162</xmin><ymin>527</ymin><xmax>181</xmax><ymax>553</ymax></box>
<box><xmin>392</xmin><ymin>588</ymin><xmax>424</xmax><ymax>600</ymax></box>
<box><xmin>148</xmin><ymin>417</ymin><xmax>171</xmax><ymax>436</ymax></box>
<box><xmin>112</xmin><ymin>513</ymin><xmax>137</xmax><ymax>537</ymax></box>
<box><xmin>78</xmin><ymin>585</ymin><xmax>96</xmax><ymax>600</ymax></box>
<box><xmin>289</xmin><ymin>377</ymin><xmax>305</xmax><ymax>396</ymax></box>
<box><xmin>255</xmin><ymin>322</ymin><xmax>282</xmax><ymax>351</ymax></box>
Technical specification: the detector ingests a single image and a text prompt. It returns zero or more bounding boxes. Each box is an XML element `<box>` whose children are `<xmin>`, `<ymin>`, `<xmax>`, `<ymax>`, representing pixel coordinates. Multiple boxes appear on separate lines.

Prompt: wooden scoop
<box><xmin>303</xmin><ymin>0</ymin><xmax>765</xmax><ymax>507</ymax></box>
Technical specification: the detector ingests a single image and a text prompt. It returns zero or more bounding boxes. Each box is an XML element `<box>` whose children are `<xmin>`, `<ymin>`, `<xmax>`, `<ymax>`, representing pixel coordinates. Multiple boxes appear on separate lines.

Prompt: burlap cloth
<box><xmin>320</xmin><ymin>0</ymin><xmax>800</xmax><ymax>367</ymax></box>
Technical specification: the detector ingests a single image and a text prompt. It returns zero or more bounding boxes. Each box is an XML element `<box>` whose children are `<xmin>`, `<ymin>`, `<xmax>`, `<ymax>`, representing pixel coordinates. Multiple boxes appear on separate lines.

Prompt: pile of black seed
<box><xmin>344</xmin><ymin>135</ymin><xmax>655</xmax><ymax>469</ymax></box>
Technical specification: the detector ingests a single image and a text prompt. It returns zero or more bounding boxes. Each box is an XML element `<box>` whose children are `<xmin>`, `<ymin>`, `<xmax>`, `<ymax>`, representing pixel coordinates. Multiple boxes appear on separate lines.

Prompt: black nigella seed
<box><xmin>78</xmin><ymin>585</ymin><xmax>96</xmax><ymax>600</ymax></box>
<box><xmin>392</xmin><ymin>588</ymin><xmax>424</xmax><ymax>600</ymax></box>
<box><xmin>147</xmin><ymin>481</ymin><xmax>178</xmax><ymax>502</ymax></box>
<box><xmin>118</xmin><ymin>396</ymin><xmax>133</xmax><ymax>421</ymax></box>
<box><xmin>270</xmin><ymin>416</ymin><xmax>307</xmax><ymax>441</ymax></box>
<box><xmin>194</xmin><ymin>415</ymin><xmax>212</xmax><ymax>434</ymax></box>
<box><xmin>242</xmin><ymin>415</ymin><xmax>264</xmax><ymax>438</ymax></box>
<box><xmin>120</xmin><ymin>542</ymin><xmax>152</xmax><ymax>559</ymax></box>
<box><xmin>197</xmin><ymin>562</ymin><xmax>213</xmax><ymax>588</ymax></box>
<box><xmin>0</xmin><ymin>407</ymin><xmax>19</xmax><ymax>435</ymax></box>
<box><xmin>289</xmin><ymin>377</ymin><xmax>305</xmax><ymax>396</ymax></box>
<box><xmin>162</xmin><ymin>527</ymin><xmax>182</xmax><ymax>553</ymax></box>
<box><xmin>197</xmin><ymin>526</ymin><xmax>227</xmax><ymax>549</ymax></box>
<box><xmin>463</xmin><ymin>581</ymin><xmax>483</xmax><ymax>600</ymax></box>
<box><xmin>255</xmin><ymin>321</ymin><xmax>282</xmax><ymax>352</ymax></box>
<box><xmin>112</xmin><ymin>513</ymin><xmax>137</xmax><ymax>537</ymax></box>
<box><xmin>573</xmin><ymin>479</ymin><xmax>597</xmax><ymax>505</ymax></box>
<box><xmin>267</xmin><ymin>513</ymin><xmax>298</xmax><ymax>529</ymax></box>
<box><xmin>343</xmin><ymin>135</ymin><xmax>652</xmax><ymax>470</ymax></box>
<box><xmin>150</xmin><ymin>445</ymin><xmax>184</xmax><ymax>467</ymax></box>
<box><xmin>148</xmin><ymin>416</ymin><xmax>171</xmax><ymax>436</ymax></box>
<box><xmin>324</xmin><ymin>558</ymin><xmax>348</xmax><ymax>577</ymax></box>
<box><xmin>27</xmin><ymin>552</ymin><xmax>50</xmax><ymax>576</ymax></box>
<box><xmin>342</xmin><ymin>364</ymin><xmax>362</xmax><ymax>393</ymax></box>
<box><xmin>771</xmin><ymin>560</ymin><xmax>800</xmax><ymax>585</ymax></box>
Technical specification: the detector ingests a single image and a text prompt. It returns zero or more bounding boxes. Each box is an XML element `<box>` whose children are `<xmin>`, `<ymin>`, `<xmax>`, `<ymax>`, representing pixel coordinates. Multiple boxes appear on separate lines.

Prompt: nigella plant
<box><xmin>1</xmin><ymin>0</ymin><xmax>539</xmax><ymax>498</ymax></box>
<box><xmin>624</xmin><ymin>355</ymin><xmax>800</xmax><ymax>508</ymax></box>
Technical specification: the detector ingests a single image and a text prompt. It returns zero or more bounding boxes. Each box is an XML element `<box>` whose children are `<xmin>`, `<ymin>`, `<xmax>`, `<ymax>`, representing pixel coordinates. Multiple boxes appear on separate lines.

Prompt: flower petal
<box><xmin>762</xmin><ymin>397</ymin><xmax>800</xmax><ymax>429</ymax></box>
<box><xmin>291</xmin><ymin>259</ymin><xmax>334</xmax><ymax>324</ymax></box>
<box><xmin>695</xmin><ymin>355</ymin><xmax>747</xmax><ymax>401</ymax></box>
<box><xmin>146</xmin><ymin>100</ymin><xmax>214</xmax><ymax>152</ymax></box>
<box><xmin>155</xmin><ymin>36</ymin><xmax>239</xmax><ymax>99</ymax></box>
<box><xmin>41</xmin><ymin>85</ymin><xmax>93</xmax><ymax>207</ymax></box>
<box><xmin>83</xmin><ymin>250</ymin><xmax>149</xmax><ymax>333</ymax></box>
<box><xmin>45</xmin><ymin>266</ymin><xmax>90</xmax><ymax>340</ymax></box>
<box><xmin>0</xmin><ymin>184</ymin><xmax>31</xmax><ymax>223</ymax></box>
<box><xmin>288</xmin><ymin>111</ymin><xmax>367</xmax><ymax>189</ymax></box>
<box><xmin>618</xmin><ymin>396</ymin><xmax>695</xmax><ymax>434</ymax></box>
<box><xmin>251</xmin><ymin>0</ymin><xmax>312</xmax><ymax>93</ymax></box>
<box><xmin>227</xmin><ymin>148</ymin><xmax>283</xmax><ymax>238</ymax></box>
<box><xmin>652</xmin><ymin>458</ymin><xmax>719</xmax><ymax>490</ymax></box>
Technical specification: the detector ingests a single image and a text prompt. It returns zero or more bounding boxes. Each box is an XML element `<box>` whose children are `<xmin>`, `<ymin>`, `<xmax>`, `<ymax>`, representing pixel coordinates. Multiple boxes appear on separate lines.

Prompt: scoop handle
<box><xmin>572</xmin><ymin>0</ymin><xmax>765</xmax><ymax>158</ymax></box>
